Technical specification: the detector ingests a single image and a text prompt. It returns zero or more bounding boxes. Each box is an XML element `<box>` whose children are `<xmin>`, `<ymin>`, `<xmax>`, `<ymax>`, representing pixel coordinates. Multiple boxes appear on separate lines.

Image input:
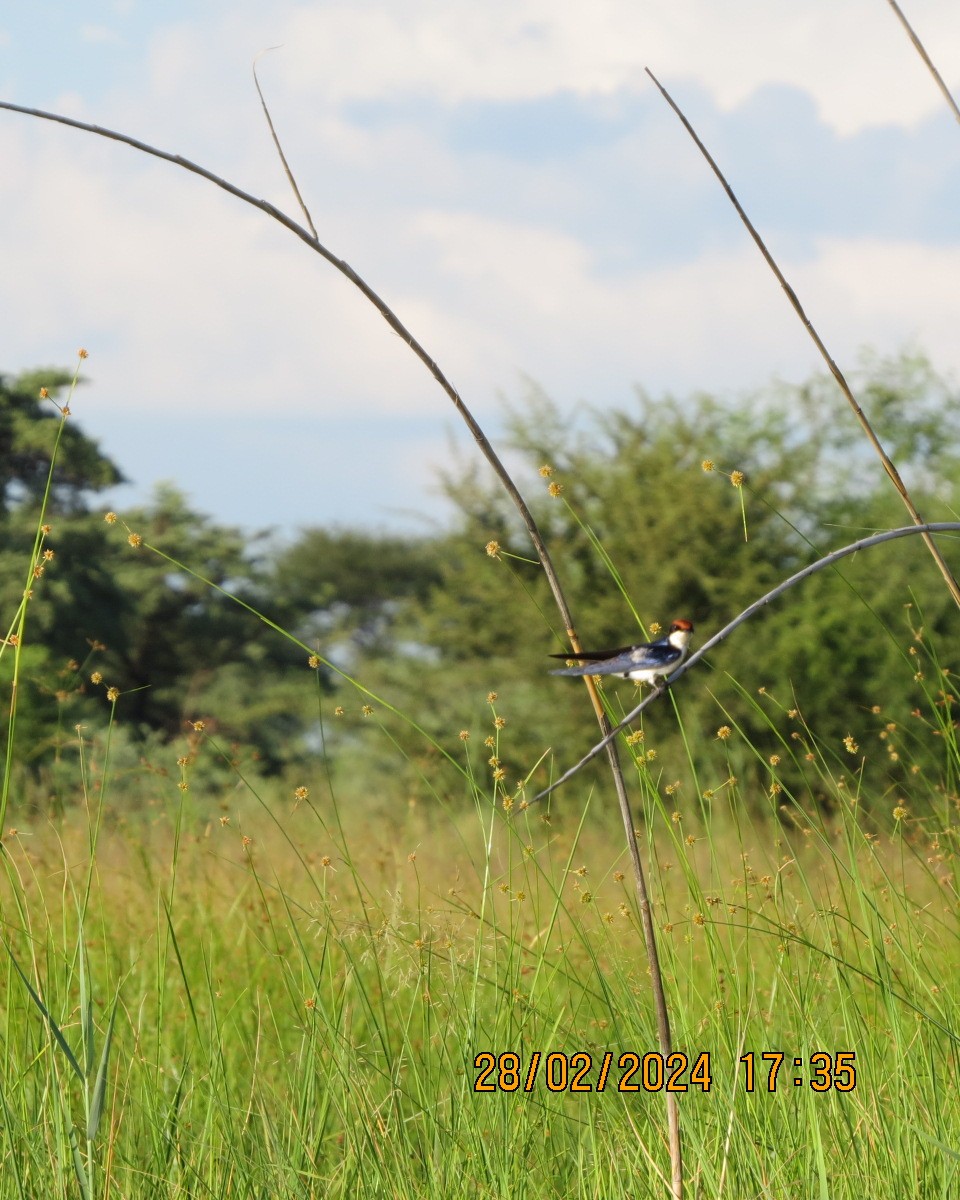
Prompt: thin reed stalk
<box><xmin>885</xmin><ymin>0</ymin><xmax>960</xmax><ymax>126</ymax></box>
<box><xmin>0</xmin><ymin>93</ymin><xmax>685</xmax><ymax>1195</ymax></box>
<box><xmin>645</xmin><ymin>68</ymin><xmax>960</xmax><ymax>614</ymax></box>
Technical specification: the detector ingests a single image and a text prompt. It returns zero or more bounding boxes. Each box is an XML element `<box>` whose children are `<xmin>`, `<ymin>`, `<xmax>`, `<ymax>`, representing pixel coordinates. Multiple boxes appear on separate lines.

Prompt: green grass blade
<box><xmin>3</xmin><ymin>938</ymin><xmax>84</xmax><ymax>1083</ymax></box>
<box><xmin>0</xmin><ymin>1088</ymin><xmax>29</xmax><ymax>1200</ymax></box>
<box><xmin>86</xmin><ymin>993</ymin><xmax>118</xmax><ymax>1143</ymax></box>
<box><xmin>78</xmin><ymin>934</ymin><xmax>95</xmax><ymax>1079</ymax></box>
<box><xmin>68</xmin><ymin>1124</ymin><xmax>92</xmax><ymax>1200</ymax></box>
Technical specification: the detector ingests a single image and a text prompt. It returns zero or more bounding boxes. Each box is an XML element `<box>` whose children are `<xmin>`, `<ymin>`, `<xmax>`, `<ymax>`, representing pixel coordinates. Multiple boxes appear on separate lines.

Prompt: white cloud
<box><xmin>791</xmin><ymin>237</ymin><xmax>960</xmax><ymax>370</ymax></box>
<box><xmin>4</xmin><ymin>108</ymin><xmax>959</xmax><ymax>425</ymax></box>
<box><xmin>264</xmin><ymin>0</ymin><xmax>960</xmax><ymax>134</ymax></box>
<box><xmin>0</xmin><ymin>123</ymin><xmax>458</xmax><ymax>420</ymax></box>
<box><xmin>73</xmin><ymin>1</ymin><xmax>960</xmax><ymax>140</ymax></box>
<box><xmin>403</xmin><ymin>210</ymin><xmax>960</xmax><ymax>399</ymax></box>
<box><xmin>3</xmin><ymin>2</ymin><xmax>959</xmax><ymax>529</ymax></box>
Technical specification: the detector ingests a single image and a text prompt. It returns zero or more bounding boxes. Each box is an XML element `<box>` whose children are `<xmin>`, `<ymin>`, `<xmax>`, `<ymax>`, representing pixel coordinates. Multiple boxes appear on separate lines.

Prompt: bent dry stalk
<box><xmin>0</xmin><ymin>93</ymin><xmax>685</xmax><ymax>1196</ymax></box>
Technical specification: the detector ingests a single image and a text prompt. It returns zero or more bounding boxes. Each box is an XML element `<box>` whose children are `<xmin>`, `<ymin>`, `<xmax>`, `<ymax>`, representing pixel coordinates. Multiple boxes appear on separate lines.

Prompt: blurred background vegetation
<box><xmin>2</xmin><ymin>349</ymin><xmax>958</xmax><ymax>815</ymax></box>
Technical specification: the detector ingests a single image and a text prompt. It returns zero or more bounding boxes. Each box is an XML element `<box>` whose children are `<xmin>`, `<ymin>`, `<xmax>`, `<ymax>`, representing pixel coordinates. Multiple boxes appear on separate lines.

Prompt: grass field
<box><xmin>2</xmin><ymin>684</ymin><xmax>959</xmax><ymax>1200</ymax></box>
<box><xmin>3</xmin><ymin>368</ymin><xmax>959</xmax><ymax>1196</ymax></box>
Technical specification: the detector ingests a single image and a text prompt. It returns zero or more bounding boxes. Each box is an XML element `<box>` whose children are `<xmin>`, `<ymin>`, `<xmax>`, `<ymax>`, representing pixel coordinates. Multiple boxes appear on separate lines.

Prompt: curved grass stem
<box><xmin>0</xmin><ymin>91</ymin><xmax>685</xmax><ymax>1194</ymax></box>
<box><xmin>533</xmin><ymin>522</ymin><xmax>960</xmax><ymax>804</ymax></box>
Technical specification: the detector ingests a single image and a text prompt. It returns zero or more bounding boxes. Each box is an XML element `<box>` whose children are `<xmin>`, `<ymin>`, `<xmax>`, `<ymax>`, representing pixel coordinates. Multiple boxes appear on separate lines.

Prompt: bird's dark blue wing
<box><xmin>550</xmin><ymin>638</ymin><xmax>679</xmax><ymax>677</ymax></box>
<box><xmin>548</xmin><ymin>644</ymin><xmax>638</xmax><ymax>663</ymax></box>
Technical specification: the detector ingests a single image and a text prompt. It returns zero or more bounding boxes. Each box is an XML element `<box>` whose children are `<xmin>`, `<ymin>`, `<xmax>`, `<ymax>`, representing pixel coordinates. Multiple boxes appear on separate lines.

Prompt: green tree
<box><xmin>354</xmin><ymin>355</ymin><xmax>960</xmax><ymax>807</ymax></box>
<box><xmin>0</xmin><ymin>370</ymin><xmax>126</xmax><ymax>776</ymax></box>
<box><xmin>0</xmin><ymin>372</ymin><xmax>303</xmax><ymax>780</ymax></box>
<box><xmin>269</xmin><ymin>527</ymin><xmax>443</xmax><ymax>656</ymax></box>
<box><xmin>5</xmin><ymin>354</ymin><xmax>959</xmax><ymax>809</ymax></box>
<box><xmin>0</xmin><ymin>369</ymin><xmax>124</xmax><ymax>515</ymax></box>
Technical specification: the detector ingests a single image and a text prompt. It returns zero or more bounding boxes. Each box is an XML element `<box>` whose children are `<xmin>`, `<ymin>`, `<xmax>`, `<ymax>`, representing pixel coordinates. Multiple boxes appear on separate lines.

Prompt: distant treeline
<box><xmin>2</xmin><ymin>352</ymin><xmax>958</xmax><ymax>810</ymax></box>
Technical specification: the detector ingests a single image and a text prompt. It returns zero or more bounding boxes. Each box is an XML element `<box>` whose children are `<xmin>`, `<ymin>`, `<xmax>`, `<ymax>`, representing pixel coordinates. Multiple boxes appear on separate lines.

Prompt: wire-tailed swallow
<box><xmin>550</xmin><ymin>619</ymin><xmax>694</xmax><ymax>685</ymax></box>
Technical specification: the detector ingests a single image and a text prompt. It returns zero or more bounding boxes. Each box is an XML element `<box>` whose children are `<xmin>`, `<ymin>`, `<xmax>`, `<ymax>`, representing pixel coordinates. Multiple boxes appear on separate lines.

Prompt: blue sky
<box><xmin>1</xmin><ymin>1</ymin><xmax>959</xmax><ymax>536</ymax></box>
